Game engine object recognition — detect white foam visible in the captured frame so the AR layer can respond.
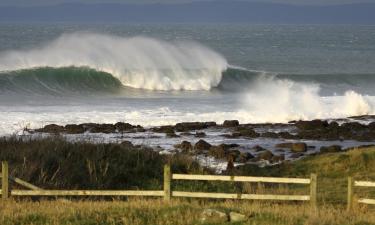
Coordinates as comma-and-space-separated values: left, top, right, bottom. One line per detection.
0, 33, 227, 91
241, 75, 375, 123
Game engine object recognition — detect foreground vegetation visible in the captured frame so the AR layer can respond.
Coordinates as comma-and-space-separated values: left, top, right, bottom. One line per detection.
0, 199, 374, 225
0, 137, 375, 224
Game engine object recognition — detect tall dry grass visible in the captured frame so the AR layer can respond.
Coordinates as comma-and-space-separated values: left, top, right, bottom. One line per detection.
0, 198, 374, 225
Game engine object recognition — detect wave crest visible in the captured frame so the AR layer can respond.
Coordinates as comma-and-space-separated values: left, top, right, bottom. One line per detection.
0, 33, 228, 91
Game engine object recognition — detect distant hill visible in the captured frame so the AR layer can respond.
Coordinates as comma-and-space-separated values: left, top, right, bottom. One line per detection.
0, 1, 375, 24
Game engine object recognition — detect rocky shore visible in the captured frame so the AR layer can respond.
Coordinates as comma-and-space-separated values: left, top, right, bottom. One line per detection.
30, 117, 375, 170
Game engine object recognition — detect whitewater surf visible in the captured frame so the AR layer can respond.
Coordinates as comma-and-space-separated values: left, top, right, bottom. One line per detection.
0, 28, 374, 135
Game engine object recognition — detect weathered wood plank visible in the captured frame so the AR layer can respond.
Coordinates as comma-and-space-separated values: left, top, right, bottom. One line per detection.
347, 177, 354, 211
358, 198, 375, 205
1, 173, 43, 190
172, 191, 310, 201
164, 165, 171, 201
11, 190, 164, 196
172, 174, 310, 184
355, 181, 375, 187
12, 177, 43, 190
310, 173, 317, 208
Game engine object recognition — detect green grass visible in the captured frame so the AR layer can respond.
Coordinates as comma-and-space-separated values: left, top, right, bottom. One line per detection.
1, 138, 375, 224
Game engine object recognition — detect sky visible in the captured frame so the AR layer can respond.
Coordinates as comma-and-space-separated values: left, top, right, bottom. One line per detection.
0, 0, 374, 6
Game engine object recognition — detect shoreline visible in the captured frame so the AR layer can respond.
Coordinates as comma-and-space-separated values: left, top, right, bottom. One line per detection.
14, 116, 375, 172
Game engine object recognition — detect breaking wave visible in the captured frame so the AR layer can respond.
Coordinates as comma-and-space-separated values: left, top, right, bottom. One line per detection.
0, 32, 227, 91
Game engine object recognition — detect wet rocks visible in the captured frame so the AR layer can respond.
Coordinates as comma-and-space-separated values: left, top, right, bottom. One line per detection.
151, 126, 174, 134
65, 124, 86, 134
36, 124, 65, 133
223, 120, 239, 127
194, 139, 212, 153
194, 132, 206, 138
275, 142, 307, 152
295, 120, 329, 130
257, 150, 274, 161
175, 122, 216, 132
115, 122, 136, 132
174, 141, 193, 153
233, 127, 259, 138
320, 145, 342, 154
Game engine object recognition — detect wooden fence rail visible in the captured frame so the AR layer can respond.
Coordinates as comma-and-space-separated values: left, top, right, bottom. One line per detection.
347, 177, 375, 211
1, 161, 315, 207
168, 167, 317, 208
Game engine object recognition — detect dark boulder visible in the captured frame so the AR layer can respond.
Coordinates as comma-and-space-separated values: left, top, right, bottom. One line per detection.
65, 124, 85, 134
295, 120, 329, 130
257, 150, 274, 161
275, 142, 307, 152
194, 139, 212, 153
151, 126, 175, 134
115, 122, 135, 132
223, 120, 240, 127
175, 122, 216, 132
236, 127, 259, 138
252, 145, 267, 152
236, 152, 254, 163
174, 141, 193, 153
195, 132, 206, 138
261, 132, 279, 138
90, 124, 116, 133
36, 124, 65, 133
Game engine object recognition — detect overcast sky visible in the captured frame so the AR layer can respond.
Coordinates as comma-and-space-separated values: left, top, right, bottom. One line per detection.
0, 0, 374, 6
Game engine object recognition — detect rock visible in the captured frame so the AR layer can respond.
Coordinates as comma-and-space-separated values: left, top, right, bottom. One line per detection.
253, 145, 267, 152
341, 122, 366, 131
115, 122, 135, 132
229, 212, 247, 222
236, 152, 255, 163
271, 154, 285, 163
295, 120, 329, 130
278, 132, 296, 139
291, 143, 307, 152
90, 124, 116, 133
236, 127, 259, 138
194, 139, 212, 153
257, 150, 274, 161
166, 132, 179, 138
320, 145, 342, 153
261, 132, 279, 138
223, 120, 239, 127
200, 209, 228, 223
151, 126, 174, 133
120, 141, 134, 148
65, 124, 85, 134
175, 122, 216, 132
174, 141, 193, 153
208, 145, 227, 159
36, 124, 65, 133
194, 132, 206, 138
275, 142, 307, 152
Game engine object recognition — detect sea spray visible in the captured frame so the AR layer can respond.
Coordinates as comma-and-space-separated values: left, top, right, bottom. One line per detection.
0, 33, 228, 91
241, 76, 374, 123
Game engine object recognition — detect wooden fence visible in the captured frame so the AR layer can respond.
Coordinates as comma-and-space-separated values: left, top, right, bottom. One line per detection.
1, 161, 316, 206
347, 177, 375, 211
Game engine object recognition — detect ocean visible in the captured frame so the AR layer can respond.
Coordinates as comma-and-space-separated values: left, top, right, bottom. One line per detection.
1, 23, 375, 136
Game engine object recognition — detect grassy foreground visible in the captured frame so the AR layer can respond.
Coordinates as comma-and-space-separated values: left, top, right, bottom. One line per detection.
0, 198, 374, 225
1, 138, 375, 224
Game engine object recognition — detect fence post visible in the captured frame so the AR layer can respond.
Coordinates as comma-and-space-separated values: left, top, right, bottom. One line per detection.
2, 161, 9, 199
164, 164, 171, 201
310, 173, 317, 209
347, 177, 354, 212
